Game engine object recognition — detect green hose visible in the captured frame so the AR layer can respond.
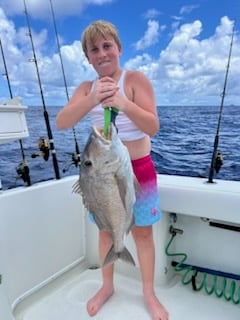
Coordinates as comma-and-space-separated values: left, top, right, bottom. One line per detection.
165, 233, 240, 304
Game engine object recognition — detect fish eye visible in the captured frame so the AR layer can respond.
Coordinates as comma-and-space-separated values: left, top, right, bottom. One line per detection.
84, 160, 92, 166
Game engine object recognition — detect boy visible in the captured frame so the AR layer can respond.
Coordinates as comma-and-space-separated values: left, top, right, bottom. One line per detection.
56, 20, 168, 320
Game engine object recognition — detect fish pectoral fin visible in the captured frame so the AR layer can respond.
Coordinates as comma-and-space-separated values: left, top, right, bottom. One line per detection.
115, 175, 128, 209
103, 245, 135, 267
115, 174, 141, 210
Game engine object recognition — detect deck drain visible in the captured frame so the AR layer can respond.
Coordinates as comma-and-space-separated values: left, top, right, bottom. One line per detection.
88, 264, 100, 270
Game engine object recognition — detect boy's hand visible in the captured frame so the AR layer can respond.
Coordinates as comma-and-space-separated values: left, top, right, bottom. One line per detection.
93, 77, 119, 105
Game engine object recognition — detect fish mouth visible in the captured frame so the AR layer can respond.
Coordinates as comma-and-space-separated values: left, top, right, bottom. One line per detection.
93, 126, 112, 143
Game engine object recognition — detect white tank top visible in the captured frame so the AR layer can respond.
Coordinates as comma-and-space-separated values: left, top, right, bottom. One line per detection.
89, 70, 146, 141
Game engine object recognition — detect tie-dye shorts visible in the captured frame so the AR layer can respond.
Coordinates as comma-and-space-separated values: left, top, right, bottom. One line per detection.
88, 154, 161, 226
132, 154, 161, 226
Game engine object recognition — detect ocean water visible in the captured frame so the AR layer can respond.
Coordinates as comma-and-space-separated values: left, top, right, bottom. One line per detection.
0, 105, 239, 190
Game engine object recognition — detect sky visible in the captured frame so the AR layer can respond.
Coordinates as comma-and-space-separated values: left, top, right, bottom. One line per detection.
0, 0, 239, 107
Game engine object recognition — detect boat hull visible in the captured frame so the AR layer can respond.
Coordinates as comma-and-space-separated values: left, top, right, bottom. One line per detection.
0, 175, 239, 319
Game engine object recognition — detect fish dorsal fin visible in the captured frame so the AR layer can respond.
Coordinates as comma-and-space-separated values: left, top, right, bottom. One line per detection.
72, 180, 90, 210
72, 179, 81, 194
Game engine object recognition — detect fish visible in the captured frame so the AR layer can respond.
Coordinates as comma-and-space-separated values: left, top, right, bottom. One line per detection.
73, 123, 136, 267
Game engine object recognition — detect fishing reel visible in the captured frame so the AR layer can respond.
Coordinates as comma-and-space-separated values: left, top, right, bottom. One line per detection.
214, 151, 223, 173
31, 136, 49, 161
16, 160, 31, 186
62, 152, 80, 173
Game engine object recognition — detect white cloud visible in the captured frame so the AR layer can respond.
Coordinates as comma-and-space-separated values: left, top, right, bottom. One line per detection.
86, 0, 113, 4
156, 17, 239, 105
134, 20, 160, 51
127, 16, 239, 105
0, 0, 113, 19
143, 8, 161, 19
0, 5, 239, 106
179, 5, 199, 15
0, 6, 93, 104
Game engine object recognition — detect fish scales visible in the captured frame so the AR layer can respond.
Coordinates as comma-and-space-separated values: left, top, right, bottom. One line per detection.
73, 124, 136, 267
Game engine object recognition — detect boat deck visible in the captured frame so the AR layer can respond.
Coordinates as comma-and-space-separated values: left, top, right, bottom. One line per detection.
14, 267, 239, 320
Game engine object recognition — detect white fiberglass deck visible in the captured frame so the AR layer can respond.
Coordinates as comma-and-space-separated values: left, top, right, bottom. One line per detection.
14, 267, 240, 320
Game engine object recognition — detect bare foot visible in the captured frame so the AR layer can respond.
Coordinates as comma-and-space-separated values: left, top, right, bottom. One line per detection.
87, 286, 114, 317
144, 293, 169, 320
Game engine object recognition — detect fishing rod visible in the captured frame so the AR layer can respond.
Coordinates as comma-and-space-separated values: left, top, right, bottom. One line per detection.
49, 0, 81, 171
0, 38, 31, 186
207, 22, 235, 183
23, 0, 60, 180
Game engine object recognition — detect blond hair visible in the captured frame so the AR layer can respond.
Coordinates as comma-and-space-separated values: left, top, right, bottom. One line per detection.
81, 20, 121, 58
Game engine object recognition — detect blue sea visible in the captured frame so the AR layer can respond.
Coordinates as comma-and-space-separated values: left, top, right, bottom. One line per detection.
0, 105, 239, 190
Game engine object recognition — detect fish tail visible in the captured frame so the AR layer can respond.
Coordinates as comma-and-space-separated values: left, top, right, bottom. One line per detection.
119, 247, 135, 266
103, 245, 135, 267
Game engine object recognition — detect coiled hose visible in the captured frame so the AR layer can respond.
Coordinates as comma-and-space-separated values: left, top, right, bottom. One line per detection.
165, 233, 240, 304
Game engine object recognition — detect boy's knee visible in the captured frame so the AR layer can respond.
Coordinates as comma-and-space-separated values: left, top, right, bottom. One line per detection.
99, 230, 112, 243
131, 225, 153, 243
